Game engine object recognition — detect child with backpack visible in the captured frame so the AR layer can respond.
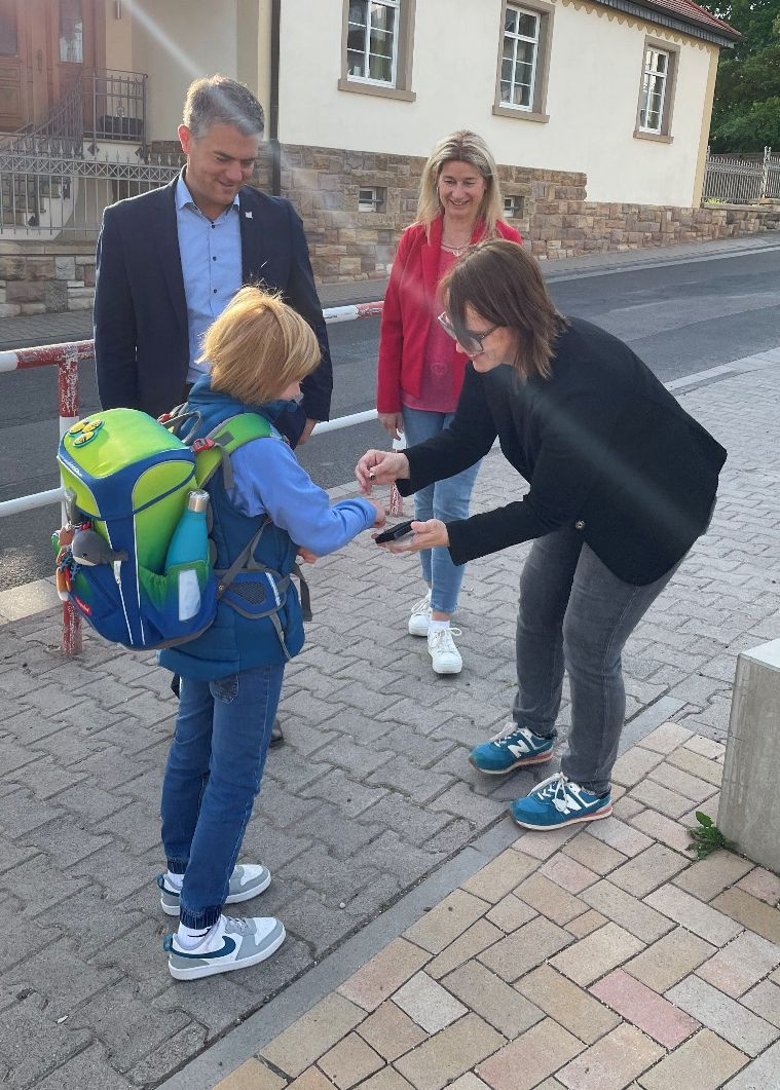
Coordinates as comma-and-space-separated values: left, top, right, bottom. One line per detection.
155, 287, 385, 980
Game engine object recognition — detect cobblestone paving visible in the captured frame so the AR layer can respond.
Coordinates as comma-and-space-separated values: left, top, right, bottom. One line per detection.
234, 726, 780, 1090
1, 353, 779, 1087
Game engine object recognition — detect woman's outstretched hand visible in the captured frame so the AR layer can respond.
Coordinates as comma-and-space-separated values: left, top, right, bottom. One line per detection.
378, 412, 404, 440
378, 518, 449, 553
355, 449, 410, 493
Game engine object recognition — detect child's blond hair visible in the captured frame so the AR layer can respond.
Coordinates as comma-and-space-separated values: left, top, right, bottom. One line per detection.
200, 286, 320, 405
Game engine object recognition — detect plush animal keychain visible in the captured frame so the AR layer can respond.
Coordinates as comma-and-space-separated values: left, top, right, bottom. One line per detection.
70, 528, 128, 566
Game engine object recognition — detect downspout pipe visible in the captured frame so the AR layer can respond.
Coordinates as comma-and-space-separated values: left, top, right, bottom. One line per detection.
269, 0, 281, 196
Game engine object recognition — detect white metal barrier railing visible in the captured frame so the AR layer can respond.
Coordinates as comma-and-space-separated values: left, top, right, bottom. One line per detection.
0, 300, 384, 653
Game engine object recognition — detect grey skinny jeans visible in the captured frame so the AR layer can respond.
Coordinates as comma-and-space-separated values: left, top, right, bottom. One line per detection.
512, 528, 679, 795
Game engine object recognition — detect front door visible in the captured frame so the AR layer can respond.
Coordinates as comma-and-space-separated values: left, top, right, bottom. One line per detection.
0, 0, 97, 135
27, 0, 52, 125
0, 0, 25, 130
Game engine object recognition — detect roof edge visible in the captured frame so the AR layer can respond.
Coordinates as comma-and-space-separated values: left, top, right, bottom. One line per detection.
590, 0, 742, 46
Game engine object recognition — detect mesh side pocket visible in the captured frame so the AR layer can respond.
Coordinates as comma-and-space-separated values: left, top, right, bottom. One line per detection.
220, 570, 287, 620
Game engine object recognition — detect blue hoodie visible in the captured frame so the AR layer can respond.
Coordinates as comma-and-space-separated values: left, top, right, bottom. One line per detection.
158, 376, 376, 679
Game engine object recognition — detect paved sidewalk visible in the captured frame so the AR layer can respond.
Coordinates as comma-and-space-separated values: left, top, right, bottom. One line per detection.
218, 724, 780, 1090
1, 346, 779, 1088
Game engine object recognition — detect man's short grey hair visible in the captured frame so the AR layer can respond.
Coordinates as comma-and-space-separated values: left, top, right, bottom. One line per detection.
183, 75, 264, 139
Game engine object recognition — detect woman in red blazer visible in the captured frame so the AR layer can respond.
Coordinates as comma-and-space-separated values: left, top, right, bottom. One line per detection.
377, 131, 522, 676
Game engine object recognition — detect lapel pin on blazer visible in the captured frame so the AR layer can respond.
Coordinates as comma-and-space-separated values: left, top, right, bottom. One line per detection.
245, 211, 253, 219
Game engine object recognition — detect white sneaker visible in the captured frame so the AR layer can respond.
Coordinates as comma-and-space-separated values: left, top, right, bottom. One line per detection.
164, 914, 286, 981
428, 627, 463, 674
408, 590, 432, 636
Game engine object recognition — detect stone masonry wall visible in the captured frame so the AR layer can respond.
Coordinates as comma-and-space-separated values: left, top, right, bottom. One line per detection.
0, 248, 95, 318
278, 144, 780, 281
2, 141, 779, 317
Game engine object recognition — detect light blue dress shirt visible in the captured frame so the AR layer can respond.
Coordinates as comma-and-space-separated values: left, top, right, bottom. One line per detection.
175, 173, 242, 382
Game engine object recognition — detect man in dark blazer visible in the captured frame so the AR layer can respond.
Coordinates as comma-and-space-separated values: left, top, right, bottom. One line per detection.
95, 75, 332, 743
94, 75, 332, 448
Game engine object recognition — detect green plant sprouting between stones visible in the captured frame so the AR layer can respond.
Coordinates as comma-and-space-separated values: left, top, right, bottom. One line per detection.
688, 810, 735, 860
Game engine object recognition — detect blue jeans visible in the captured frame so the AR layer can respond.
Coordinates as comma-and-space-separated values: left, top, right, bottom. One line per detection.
402, 407, 481, 615
512, 528, 679, 795
160, 663, 284, 929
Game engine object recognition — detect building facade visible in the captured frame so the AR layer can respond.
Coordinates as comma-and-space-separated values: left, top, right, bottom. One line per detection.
3, 0, 768, 315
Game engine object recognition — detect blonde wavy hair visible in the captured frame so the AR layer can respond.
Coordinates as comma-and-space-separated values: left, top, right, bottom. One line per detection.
416, 130, 504, 238
200, 286, 319, 405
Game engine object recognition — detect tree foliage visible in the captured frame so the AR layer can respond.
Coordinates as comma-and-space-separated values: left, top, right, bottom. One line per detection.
700, 0, 780, 151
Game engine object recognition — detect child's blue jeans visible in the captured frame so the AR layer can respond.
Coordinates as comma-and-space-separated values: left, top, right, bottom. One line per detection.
160, 663, 284, 929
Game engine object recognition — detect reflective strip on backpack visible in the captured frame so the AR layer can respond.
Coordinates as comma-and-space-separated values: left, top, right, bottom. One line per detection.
264, 572, 282, 608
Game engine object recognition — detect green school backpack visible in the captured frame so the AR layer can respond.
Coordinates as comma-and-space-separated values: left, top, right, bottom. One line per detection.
55, 407, 276, 649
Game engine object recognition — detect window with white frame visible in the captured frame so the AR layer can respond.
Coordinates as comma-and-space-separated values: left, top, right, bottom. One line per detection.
500, 5, 540, 111
339, 0, 416, 101
639, 46, 670, 134
346, 0, 398, 85
493, 0, 552, 122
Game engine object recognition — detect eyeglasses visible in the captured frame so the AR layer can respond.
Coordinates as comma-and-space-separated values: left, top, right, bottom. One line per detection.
438, 312, 499, 356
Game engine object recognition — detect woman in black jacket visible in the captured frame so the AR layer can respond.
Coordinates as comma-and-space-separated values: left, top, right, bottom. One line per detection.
356, 239, 726, 832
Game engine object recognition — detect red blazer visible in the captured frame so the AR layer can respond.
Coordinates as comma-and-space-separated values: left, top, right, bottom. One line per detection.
376, 216, 523, 414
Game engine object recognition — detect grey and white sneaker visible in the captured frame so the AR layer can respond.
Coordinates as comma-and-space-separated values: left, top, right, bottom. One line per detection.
157, 863, 271, 916
163, 914, 286, 980
408, 590, 432, 636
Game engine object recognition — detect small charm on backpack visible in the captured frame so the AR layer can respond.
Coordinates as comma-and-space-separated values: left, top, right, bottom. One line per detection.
71, 528, 129, 567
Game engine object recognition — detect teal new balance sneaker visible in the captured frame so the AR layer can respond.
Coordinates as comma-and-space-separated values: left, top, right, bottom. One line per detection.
510, 773, 613, 830
469, 723, 556, 774
157, 863, 271, 916
163, 914, 285, 981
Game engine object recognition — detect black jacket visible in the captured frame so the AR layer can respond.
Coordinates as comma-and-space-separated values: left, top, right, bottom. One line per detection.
399, 318, 726, 585
93, 178, 332, 440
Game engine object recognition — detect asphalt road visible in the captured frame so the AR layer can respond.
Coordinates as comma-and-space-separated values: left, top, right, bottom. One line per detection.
2, 243, 779, 591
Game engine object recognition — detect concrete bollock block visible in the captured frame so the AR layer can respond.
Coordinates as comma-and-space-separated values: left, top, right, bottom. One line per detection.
718, 639, 780, 871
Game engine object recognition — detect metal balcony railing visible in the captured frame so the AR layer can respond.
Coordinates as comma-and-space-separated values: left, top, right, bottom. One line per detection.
87, 69, 147, 146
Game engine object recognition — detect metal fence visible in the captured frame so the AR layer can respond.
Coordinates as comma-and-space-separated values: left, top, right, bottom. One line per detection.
0, 149, 182, 239
0, 69, 171, 240
703, 146, 780, 204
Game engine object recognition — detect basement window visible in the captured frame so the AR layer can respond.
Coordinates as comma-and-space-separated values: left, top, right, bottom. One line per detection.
504, 194, 525, 218
359, 187, 386, 213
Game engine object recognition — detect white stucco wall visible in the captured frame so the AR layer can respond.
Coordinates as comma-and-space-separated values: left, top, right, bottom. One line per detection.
124, 0, 242, 141
102, 0, 134, 72
275, 0, 720, 206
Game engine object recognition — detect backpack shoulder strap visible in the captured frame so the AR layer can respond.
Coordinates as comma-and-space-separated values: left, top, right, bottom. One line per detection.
158, 404, 201, 442
202, 412, 314, 634
194, 412, 273, 490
